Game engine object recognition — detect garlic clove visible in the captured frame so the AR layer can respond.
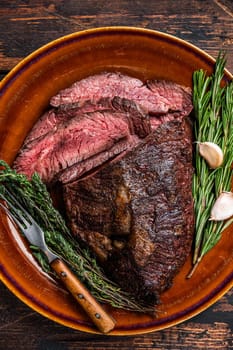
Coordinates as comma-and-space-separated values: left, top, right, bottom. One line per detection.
198, 141, 223, 169
210, 191, 233, 221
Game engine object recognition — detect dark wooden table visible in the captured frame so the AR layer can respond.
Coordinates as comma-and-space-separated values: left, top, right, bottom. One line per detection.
0, 1, 232, 349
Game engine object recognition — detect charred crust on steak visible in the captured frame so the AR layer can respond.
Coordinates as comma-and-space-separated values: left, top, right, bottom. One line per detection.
63, 119, 194, 304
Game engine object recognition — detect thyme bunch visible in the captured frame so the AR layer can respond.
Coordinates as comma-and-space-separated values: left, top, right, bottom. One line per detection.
0, 160, 154, 312
189, 53, 233, 277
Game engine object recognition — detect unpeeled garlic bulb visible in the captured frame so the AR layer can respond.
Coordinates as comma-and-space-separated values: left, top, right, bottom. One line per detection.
198, 142, 223, 169
210, 191, 233, 221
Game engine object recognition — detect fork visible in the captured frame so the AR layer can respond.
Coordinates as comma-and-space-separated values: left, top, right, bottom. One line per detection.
0, 196, 116, 334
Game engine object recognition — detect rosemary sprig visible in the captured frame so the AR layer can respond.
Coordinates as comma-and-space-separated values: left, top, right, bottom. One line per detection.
0, 160, 154, 312
189, 53, 233, 277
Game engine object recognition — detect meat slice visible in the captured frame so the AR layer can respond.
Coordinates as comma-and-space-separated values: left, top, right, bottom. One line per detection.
13, 97, 150, 184
63, 118, 194, 304
50, 72, 193, 117
58, 135, 138, 184
24, 101, 108, 146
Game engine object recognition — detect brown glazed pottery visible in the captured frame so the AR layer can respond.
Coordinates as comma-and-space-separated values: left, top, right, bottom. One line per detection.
0, 27, 232, 335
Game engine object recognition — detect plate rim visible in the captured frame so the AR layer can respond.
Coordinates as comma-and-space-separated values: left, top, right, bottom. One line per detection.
0, 26, 232, 335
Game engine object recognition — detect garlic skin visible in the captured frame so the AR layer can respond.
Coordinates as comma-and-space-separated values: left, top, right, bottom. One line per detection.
210, 191, 233, 221
198, 142, 224, 169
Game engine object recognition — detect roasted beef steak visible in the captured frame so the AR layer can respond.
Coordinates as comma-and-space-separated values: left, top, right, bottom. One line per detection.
13, 73, 192, 186
50, 72, 192, 117
13, 72, 194, 306
13, 97, 151, 184
63, 119, 194, 304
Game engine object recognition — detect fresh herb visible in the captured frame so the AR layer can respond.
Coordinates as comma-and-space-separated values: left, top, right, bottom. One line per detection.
0, 160, 154, 312
189, 52, 233, 277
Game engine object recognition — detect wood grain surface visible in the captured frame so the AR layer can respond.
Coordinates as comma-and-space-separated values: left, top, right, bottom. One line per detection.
0, 1, 232, 349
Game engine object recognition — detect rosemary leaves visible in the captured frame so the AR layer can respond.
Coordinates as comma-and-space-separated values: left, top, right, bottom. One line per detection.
189, 53, 233, 277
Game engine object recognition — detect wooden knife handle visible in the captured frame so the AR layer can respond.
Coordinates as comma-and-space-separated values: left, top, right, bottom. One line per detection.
50, 258, 116, 333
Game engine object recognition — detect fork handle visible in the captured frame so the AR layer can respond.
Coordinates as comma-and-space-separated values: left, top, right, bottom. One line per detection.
50, 258, 116, 333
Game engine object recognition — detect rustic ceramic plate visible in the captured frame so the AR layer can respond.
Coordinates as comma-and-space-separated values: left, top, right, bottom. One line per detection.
0, 27, 232, 335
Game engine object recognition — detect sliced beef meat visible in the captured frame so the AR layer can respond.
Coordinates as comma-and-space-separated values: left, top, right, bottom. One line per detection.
50, 72, 193, 117
63, 119, 194, 304
59, 135, 139, 184
13, 97, 150, 183
24, 100, 108, 146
